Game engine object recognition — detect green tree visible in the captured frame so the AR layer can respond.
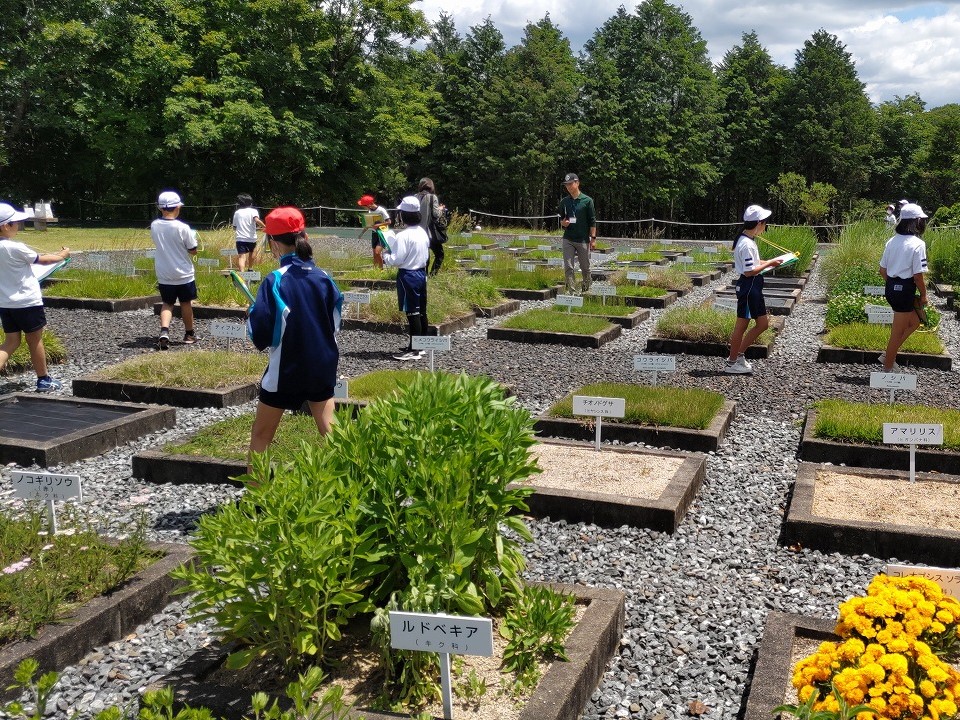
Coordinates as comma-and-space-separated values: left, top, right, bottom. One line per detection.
768, 171, 836, 224
917, 104, 960, 210
868, 93, 927, 204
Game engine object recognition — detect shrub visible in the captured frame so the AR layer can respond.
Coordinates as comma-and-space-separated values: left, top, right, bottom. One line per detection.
927, 229, 960, 286
821, 221, 886, 293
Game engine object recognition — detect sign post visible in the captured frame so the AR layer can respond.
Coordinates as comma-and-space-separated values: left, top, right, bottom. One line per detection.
573, 395, 626, 451
220, 247, 239, 268
12, 471, 82, 534
389, 611, 494, 720
869, 371, 917, 405
411, 335, 451, 372
633, 355, 676, 387
342, 290, 371, 320
210, 320, 247, 351
882, 423, 944, 483
627, 271, 647, 286
333, 378, 349, 399
885, 564, 960, 600
589, 283, 617, 306
713, 297, 738, 313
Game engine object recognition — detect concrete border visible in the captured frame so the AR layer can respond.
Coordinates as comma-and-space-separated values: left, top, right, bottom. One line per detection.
782, 462, 960, 564
799, 409, 960, 474
518, 438, 706, 533
158, 582, 625, 720
153, 303, 246, 320
645, 317, 784, 359
487, 323, 621, 349
741, 612, 836, 720
474, 299, 521, 318
44, 295, 162, 312
499, 286, 560, 301
72, 377, 258, 409
133, 450, 247, 486
0, 394, 176, 467
534, 400, 736, 453
816, 344, 952, 371
340, 312, 477, 336
686, 271, 722, 286
617, 291, 677, 309
0, 542, 195, 696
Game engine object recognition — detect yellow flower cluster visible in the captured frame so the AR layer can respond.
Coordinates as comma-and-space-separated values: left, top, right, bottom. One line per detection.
792, 575, 960, 719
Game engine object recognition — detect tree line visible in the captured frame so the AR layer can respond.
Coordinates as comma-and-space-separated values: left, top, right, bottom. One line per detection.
2, 0, 959, 230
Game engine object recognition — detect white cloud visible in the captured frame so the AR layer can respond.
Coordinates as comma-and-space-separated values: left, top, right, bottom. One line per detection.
415, 0, 960, 106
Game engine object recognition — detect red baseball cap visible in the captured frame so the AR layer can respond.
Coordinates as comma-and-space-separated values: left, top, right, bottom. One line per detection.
265, 206, 305, 235
357, 194, 375, 206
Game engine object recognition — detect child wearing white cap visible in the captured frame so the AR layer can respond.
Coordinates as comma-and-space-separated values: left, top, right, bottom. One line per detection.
0, 202, 70, 391
151, 191, 199, 349
724, 204, 784, 374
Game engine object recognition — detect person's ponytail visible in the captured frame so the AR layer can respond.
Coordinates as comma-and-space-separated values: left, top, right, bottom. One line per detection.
295, 234, 313, 260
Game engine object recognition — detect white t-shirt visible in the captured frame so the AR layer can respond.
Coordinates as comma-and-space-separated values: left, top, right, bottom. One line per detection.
232, 207, 261, 243
0, 240, 42, 308
150, 218, 198, 285
382, 226, 430, 270
880, 233, 928, 280
733, 234, 760, 276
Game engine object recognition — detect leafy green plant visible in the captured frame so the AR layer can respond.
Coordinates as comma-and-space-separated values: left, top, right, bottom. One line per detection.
820, 221, 886, 293
549, 383, 725, 429
823, 322, 945, 354
498, 308, 613, 334
759, 225, 817, 277
0, 329, 66, 374
830, 265, 884, 295
814, 399, 960, 449
456, 669, 487, 705
825, 292, 868, 328
655, 305, 775, 345
501, 585, 576, 689
1, 659, 59, 719
773, 683, 873, 720
927, 228, 960, 286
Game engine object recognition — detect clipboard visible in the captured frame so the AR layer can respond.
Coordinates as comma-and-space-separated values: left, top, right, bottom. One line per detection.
759, 252, 798, 275
34, 257, 71, 282
229, 270, 256, 305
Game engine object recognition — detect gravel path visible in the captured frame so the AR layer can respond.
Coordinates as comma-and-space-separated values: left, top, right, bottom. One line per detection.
1, 249, 958, 719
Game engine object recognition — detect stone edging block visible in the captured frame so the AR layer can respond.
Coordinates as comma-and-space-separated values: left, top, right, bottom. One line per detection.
487, 323, 621, 349
0, 542, 196, 697
45, 295, 162, 312
341, 312, 476, 336
72, 377, 258, 409
474, 299, 521, 318
816, 345, 952, 371
783, 461, 960, 564
499, 287, 560, 301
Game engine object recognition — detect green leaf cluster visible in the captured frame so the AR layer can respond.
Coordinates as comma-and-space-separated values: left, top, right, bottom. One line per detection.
500, 585, 576, 690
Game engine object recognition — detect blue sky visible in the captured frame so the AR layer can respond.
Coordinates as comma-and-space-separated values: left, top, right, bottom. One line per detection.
417, 0, 960, 107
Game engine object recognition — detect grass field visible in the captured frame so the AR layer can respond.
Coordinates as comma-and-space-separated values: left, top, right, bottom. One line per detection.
549, 383, 725, 429
814, 399, 960, 449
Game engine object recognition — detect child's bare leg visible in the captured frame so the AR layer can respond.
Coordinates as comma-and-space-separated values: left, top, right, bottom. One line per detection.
738, 314, 770, 356
24, 328, 48, 379
180, 301, 195, 334
0, 332, 23, 373
307, 398, 336, 436
238, 252, 250, 272
727, 318, 750, 362
160, 304, 174, 330
248, 402, 285, 471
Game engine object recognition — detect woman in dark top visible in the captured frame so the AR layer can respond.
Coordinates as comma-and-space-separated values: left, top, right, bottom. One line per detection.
416, 177, 446, 275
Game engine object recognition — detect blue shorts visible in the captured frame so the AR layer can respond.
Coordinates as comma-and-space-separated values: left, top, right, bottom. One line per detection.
885, 276, 916, 313
396, 268, 427, 315
236, 241, 256, 255
735, 275, 766, 319
0, 305, 47, 334
259, 385, 334, 411
158, 281, 198, 305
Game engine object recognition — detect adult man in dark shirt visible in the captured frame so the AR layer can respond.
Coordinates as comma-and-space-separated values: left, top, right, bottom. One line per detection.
558, 173, 597, 293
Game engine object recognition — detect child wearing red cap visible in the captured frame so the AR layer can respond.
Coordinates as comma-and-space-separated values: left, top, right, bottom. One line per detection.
247, 206, 344, 463
357, 194, 392, 269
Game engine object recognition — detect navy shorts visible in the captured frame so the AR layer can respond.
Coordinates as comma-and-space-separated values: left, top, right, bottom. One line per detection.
396, 268, 427, 315
0, 305, 47, 334
158, 281, 198, 305
259, 385, 335, 411
735, 275, 766, 319
236, 241, 256, 255
885, 276, 916, 313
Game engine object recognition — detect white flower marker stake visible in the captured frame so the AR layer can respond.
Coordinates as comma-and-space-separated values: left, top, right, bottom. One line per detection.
210, 320, 248, 352
882, 423, 943, 483
412, 334, 451, 372
390, 610, 494, 719
342, 290, 371, 320
590, 282, 617, 306
627, 271, 647, 287
518, 234, 530, 248
333, 378, 348, 399
870, 371, 917, 406
11, 471, 82, 534
220, 247, 239, 269
573, 395, 626, 451
555, 294, 583, 314
634, 354, 676, 387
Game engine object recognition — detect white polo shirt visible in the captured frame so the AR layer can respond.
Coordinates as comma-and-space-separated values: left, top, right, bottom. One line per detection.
382, 226, 429, 270
0, 240, 42, 308
150, 218, 198, 285
232, 207, 261, 243
880, 233, 928, 280
733, 234, 760, 276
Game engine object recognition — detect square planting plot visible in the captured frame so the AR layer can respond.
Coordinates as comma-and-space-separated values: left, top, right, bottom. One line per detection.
686, 271, 721, 285
72, 376, 258, 409
45, 295, 162, 312
645, 317, 784, 359
474, 298, 521, 317
341, 311, 476, 336
0, 542, 195, 697
616, 291, 678, 309
151, 583, 624, 720
799, 409, 960, 474
762, 276, 807, 290
741, 612, 837, 720
783, 462, 960, 564
487, 323, 621, 349
535, 401, 736, 453
570, 307, 650, 329
517, 439, 706, 532
712, 289, 796, 316
498, 286, 560, 301
0, 394, 175, 467
816, 345, 952, 371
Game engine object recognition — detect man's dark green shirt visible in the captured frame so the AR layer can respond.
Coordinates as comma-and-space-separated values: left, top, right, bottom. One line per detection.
559, 193, 596, 243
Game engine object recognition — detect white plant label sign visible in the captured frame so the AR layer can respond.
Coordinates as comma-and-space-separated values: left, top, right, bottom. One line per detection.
334, 379, 349, 399
885, 564, 960, 600
220, 248, 239, 256
197, 258, 220, 267
882, 423, 943, 445
12, 471, 82, 502
573, 395, 626, 418
634, 355, 676, 373
210, 321, 247, 340
480, 255, 494, 262
863, 285, 885, 296
626, 272, 648, 282
555, 295, 584, 308
589, 284, 617, 297
537, 244, 553, 252
468, 244, 482, 250
518, 262, 536, 272
713, 298, 738, 312
389, 611, 493, 656
677, 255, 694, 264
703, 245, 718, 254
412, 335, 451, 351
342, 291, 371, 305
869, 372, 917, 391
867, 308, 894, 324
547, 257, 564, 267
238, 271, 261, 282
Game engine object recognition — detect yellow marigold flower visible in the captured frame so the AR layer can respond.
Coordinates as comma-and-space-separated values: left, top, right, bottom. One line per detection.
919, 600, 937, 617
935, 609, 955, 624
876, 629, 893, 644
798, 685, 816, 702
920, 680, 937, 699
929, 621, 946, 634
929, 666, 948, 683
869, 696, 887, 712
909, 693, 925, 713
933, 698, 958, 717
879, 654, 909, 674
862, 663, 886, 683
886, 637, 909, 653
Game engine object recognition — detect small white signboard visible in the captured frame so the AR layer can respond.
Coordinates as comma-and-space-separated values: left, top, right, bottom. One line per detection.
713, 298, 738, 312
537, 244, 553, 252
329, 250, 349, 260
412, 334, 451, 371
677, 255, 695, 264
480, 254, 494, 263
342, 291, 371, 305
12, 471, 82, 534
863, 285, 885, 296
634, 355, 676, 373
144, 249, 156, 259
220, 248, 239, 256
333, 378, 349, 399
589, 283, 617, 296
210, 321, 247, 340
589, 252, 607, 264
703, 245, 718, 254
885, 564, 960, 600
555, 294, 584, 311
197, 258, 220, 267
518, 235, 530, 242
468, 244, 482, 251
518, 262, 536, 272
238, 271, 261, 283
547, 257, 564, 267
573, 395, 626, 450
626, 271, 648, 282
883, 422, 944, 483
870, 372, 917, 391
865, 303, 888, 312
867, 307, 894, 324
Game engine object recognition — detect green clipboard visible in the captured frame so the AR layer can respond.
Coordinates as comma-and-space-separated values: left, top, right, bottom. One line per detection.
229, 270, 256, 305
33, 256, 71, 283
759, 252, 798, 275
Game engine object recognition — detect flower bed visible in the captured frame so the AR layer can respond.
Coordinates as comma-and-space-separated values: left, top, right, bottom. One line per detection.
488, 310, 621, 349
645, 307, 781, 359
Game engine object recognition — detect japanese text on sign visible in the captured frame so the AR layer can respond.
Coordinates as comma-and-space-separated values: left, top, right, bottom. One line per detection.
518, 262, 536, 272
882, 423, 944, 446
537, 245, 553, 252
238, 271, 261, 283
210, 321, 248, 340
626, 272, 648, 282
885, 564, 960, 600
412, 335, 451, 351
197, 258, 220, 267
677, 255, 694, 264
589, 284, 617, 297
867, 308, 894, 324
342, 291, 371, 305
12, 471, 82, 502
634, 355, 676, 373
869, 372, 917, 391
555, 295, 584, 308
863, 285, 885, 296
548, 257, 564, 266
389, 611, 493, 656
468, 244, 482, 251
572, 395, 626, 418
703, 245, 718, 254
220, 248, 239, 256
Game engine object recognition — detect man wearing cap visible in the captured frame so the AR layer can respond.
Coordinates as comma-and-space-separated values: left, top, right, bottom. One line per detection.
151, 191, 199, 349
558, 173, 597, 294
376, 196, 430, 361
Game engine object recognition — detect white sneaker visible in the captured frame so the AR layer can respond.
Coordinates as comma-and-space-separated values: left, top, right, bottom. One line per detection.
737, 354, 752, 371
882, 362, 902, 373
877, 354, 886, 366
394, 350, 422, 361
724, 358, 752, 374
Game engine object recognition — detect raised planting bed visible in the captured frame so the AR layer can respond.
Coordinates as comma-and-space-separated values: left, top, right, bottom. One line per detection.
932, 281, 954, 308
154, 582, 624, 720
716, 285, 802, 301
762, 276, 807, 290
741, 612, 836, 720
816, 342, 952, 371
552, 303, 650, 329
46, 294, 163, 312
646, 310, 783, 359
153, 302, 246, 320
333, 277, 396, 291
536, 384, 735, 453
474, 298, 521, 318
782, 462, 960, 564
0, 394, 175, 467
518, 439, 706, 532
488, 309, 621, 349
0, 541, 195, 696
612, 289, 678, 308
685, 270, 721, 286
498, 286, 560, 301
799, 404, 960, 474
712, 289, 797, 316
341, 311, 476, 336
